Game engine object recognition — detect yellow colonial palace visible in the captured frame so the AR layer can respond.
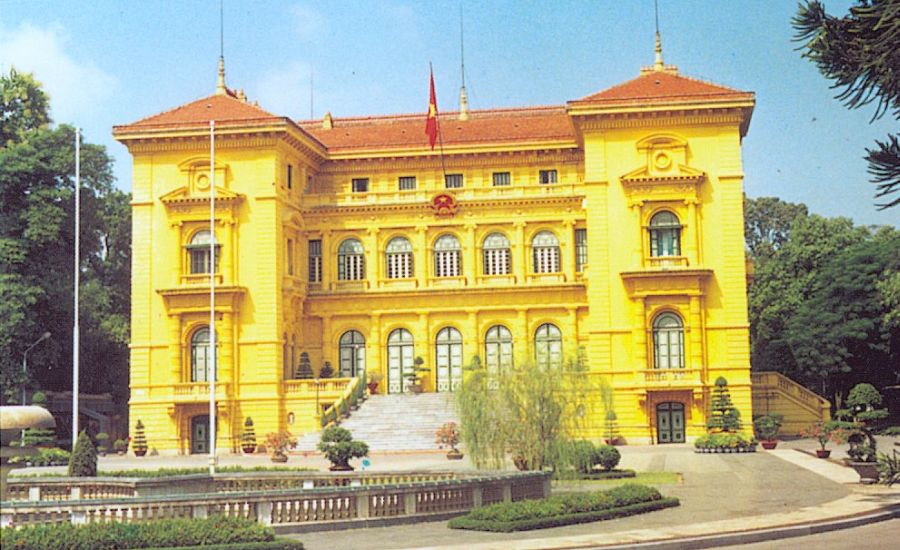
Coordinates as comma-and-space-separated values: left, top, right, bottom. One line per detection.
114, 48, 764, 454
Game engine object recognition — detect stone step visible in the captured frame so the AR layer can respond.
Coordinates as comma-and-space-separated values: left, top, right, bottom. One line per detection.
294, 393, 460, 452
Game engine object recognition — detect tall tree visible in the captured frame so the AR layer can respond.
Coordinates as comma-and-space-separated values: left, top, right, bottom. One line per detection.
0, 68, 50, 145
744, 195, 808, 262
0, 69, 130, 405
794, 0, 900, 209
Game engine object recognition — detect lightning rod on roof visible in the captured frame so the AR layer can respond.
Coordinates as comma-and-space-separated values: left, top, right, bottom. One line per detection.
654, 0, 664, 71
458, 3, 468, 121
215, 0, 228, 95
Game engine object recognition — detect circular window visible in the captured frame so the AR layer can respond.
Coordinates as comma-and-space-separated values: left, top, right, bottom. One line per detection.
653, 151, 672, 170
196, 174, 210, 190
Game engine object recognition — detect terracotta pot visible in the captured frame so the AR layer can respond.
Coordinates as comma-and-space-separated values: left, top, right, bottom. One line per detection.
271, 452, 288, 463
242, 446, 256, 454
367, 382, 379, 395
761, 440, 778, 450
815, 449, 831, 459
446, 449, 464, 460
849, 461, 879, 484
329, 464, 354, 471
512, 456, 529, 471
134, 449, 147, 457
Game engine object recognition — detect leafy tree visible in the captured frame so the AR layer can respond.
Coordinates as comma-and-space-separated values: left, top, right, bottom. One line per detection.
743, 196, 808, 262
785, 230, 900, 400
0, 69, 130, 405
0, 68, 50, 144
794, 1, 900, 209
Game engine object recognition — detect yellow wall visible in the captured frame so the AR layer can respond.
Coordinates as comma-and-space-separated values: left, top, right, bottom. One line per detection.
118, 82, 757, 453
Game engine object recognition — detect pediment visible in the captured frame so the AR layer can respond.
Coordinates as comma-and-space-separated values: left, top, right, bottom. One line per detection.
160, 185, 243, 206
620, 163, 705, 184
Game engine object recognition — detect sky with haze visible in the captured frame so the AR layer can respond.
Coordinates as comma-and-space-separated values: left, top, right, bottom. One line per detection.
1, 0, 896, 226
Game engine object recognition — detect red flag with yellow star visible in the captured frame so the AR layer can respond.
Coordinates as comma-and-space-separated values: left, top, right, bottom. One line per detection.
425, 68, 438, 149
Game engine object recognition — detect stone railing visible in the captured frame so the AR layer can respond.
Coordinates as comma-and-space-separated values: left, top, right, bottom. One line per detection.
283, 378, 354, 396
639, 368, 701, 387
1, 471, 550, 532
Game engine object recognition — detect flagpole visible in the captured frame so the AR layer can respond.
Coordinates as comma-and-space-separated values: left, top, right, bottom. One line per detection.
430, 63, 448, 182
72, 127, 81, 445
209, 120, 217, 475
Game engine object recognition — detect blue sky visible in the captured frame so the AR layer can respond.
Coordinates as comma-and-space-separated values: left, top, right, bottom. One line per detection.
1, 0, 896, 226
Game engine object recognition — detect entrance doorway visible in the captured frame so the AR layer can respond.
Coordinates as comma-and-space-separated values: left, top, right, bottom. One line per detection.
387, 329, 414, 393
435, 327, 462, 392
656, 402, 685, 443
191, 415, 210, 454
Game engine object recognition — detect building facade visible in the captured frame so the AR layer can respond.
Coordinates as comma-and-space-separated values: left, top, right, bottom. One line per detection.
114, 54, 756, 454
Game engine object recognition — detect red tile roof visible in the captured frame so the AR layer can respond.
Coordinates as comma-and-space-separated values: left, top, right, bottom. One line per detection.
114, 93, 282, 132
572, 70, 753, 106
298, 106, 576, 152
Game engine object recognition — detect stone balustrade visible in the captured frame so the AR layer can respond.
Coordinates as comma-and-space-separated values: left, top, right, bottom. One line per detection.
0, 471, 550, 532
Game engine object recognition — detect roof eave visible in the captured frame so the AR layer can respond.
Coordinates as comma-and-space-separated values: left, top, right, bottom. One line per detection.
324, 139, 580, 160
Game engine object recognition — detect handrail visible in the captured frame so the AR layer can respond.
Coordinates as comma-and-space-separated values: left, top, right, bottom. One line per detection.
319, 373, 364, 428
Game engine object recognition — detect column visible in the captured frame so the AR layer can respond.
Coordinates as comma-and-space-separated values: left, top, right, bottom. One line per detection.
689, 296, 703, 372
464, 223, 476, 285
561, 219, 576, 282
368, 314, 382, 383
321, 230, 332, 290
514, 221, 526, 284
366, 227, 379, 290
631, 202, 644, 268
417, 313, 430, 389
223, 218, 236, 284
321, 316, 333, 373
566, 308, 578, 356
634, 298, 647, 372
170, 221, 183, 284
466, 310, 478, 365
414, 226, 427, 288
220, 312, 233, 384
687, 198, 700, 265
169, 315, 182, 381
517, 308, 529, 357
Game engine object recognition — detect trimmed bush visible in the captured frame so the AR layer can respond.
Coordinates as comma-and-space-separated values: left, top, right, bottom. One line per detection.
577, 469, 637, 480
448, 483, 678, 532
318, 361, 334, 378
242, 417, 257, 452
317, 426, 368, 470
133, 420, 148, 455
595, 445, 620, 471
295, 352, 314, 379
68, 430, 97, 477
0, 516, 297, 550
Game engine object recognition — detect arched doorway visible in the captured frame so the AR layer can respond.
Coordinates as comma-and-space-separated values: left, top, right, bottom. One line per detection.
656, 402, 685, 443
387, 328, 414, 393
191, 415, 210, 454
339, 330, 366, 377
435, 327, 462, 392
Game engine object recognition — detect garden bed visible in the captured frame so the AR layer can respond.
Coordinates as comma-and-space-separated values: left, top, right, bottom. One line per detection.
693, 433, 757, 453
573, 469, 636, 480
447, 483, 679, 532
0, 516, 303, 550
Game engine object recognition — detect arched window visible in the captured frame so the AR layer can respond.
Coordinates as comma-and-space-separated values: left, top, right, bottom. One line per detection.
650, 211, 681, 257
338, 238, 365, 280
339, 330, 366, 377
188, 230, 220, 274
653, 312, 685, 369
483, 233, 511, 275
387, 328, 414, 393
534, 323, 562, 369
434, 234, 461, 277
532, 231, 560, 274
485, 325, 513, 378
435, 327, 463, 392
385, 237, 413, 279
190, 327, 217, 382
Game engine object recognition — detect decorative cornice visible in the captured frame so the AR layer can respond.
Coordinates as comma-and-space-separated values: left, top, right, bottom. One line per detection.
299, 194, 585, 218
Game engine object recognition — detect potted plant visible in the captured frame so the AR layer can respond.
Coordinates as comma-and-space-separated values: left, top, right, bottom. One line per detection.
435, 422, 463, 459
113, 439, 128, 455
406, 356, 428, 394
132, 420, 147, 457
801, 421, 847, 459
318, 426, 369, 471
319, 361, 334, 379
841, 383, 889, 483
367, 372, 383, 395
753, 413, 783, 450
241, 417, 257, 454
95, 432, 109, 456
604, 410, 621, 445
265, 430, 296, 463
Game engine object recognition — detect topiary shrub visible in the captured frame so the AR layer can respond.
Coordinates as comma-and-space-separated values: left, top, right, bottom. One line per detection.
595, 444, 621, 471
68, 430, 97, 477
707, 376, 742, 432
319, 361, 334, 379
295, 352, 314, 379
133, 419, 148, 456
317, 426, 368, 470
242, 417, 257, 454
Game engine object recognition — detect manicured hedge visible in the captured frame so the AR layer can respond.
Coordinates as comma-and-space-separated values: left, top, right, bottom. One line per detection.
0, 516, 285, 550
576, 469, 636, 480
448, 483, 679, 532
146, 542, 303, 550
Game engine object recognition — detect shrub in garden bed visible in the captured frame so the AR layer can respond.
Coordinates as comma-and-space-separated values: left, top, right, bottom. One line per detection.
448, 483, 679, 532
694, 433, 757, 453
0, 515, 303, 550
577, 469, 637, 480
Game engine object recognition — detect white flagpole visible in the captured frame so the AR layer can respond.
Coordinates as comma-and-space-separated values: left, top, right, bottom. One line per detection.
72, 128, 81, 445
209, 120, 217, 475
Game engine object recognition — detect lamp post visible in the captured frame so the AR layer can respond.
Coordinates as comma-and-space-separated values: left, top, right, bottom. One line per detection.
21, 332, 51, 406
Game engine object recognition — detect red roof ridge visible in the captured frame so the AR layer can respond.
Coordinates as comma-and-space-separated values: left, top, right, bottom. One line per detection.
296, 104, 566, 128
574, 69, 752, 104
124, 92, 279, 128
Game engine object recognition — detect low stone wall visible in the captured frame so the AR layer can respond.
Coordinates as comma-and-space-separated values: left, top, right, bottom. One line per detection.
0, 471, 550, 532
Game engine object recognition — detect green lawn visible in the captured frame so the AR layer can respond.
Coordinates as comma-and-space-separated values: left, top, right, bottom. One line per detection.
555, 471, 680, 491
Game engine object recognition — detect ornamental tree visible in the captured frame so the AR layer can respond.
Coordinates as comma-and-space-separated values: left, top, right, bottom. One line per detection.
707, 377, 742, 433
68, 430, 97, 477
